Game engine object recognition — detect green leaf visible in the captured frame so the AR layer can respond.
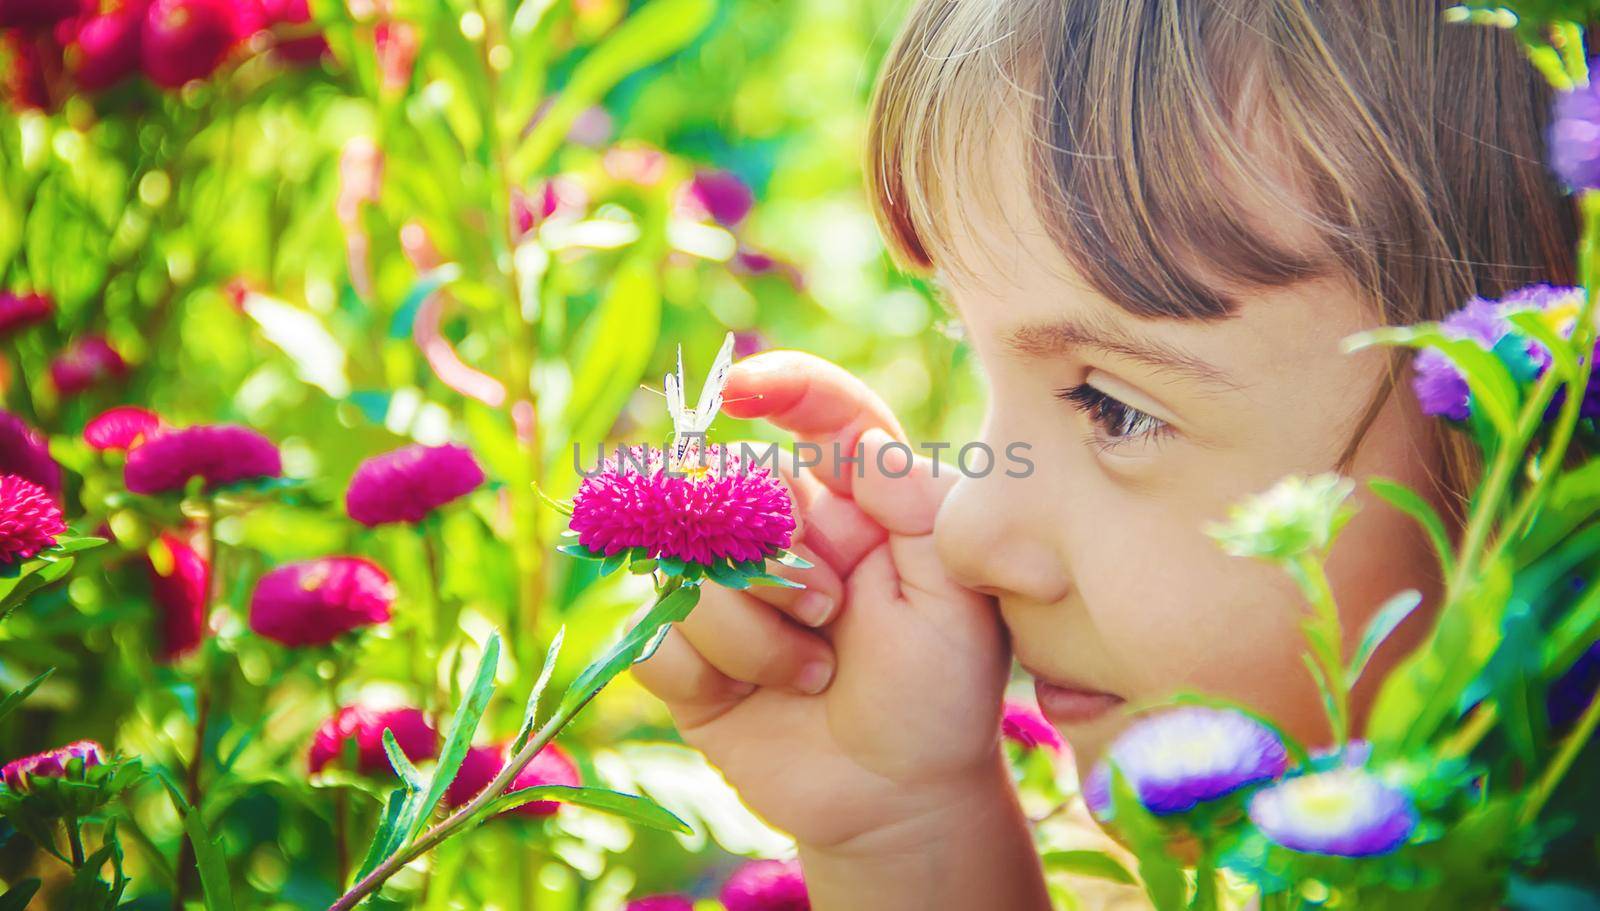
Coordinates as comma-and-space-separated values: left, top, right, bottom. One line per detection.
771, 550, 814, 570
747, 572, 804, 590
1105, 765, 1185, 911
1040, 850, 1136, 885
354, 787, 409, 883
1507, 309, 1579, 383
181, 805, 236, 911
510, 0, 716, 179
1348, 589, 1423, 688
1368, 478, 1456, 579
513, 628, 565, 751
408, 633, 501, 843
46, 536, 107, 556
556, 543, 602, 560
0, 668, 53, 725
704, 561, 751, 591
382, 729, 424, 792
629, 558, 659, 575
531, 482, 575, 518
559, 584, 701, 717
1345, 326, 1520, 436
481, 784, 691, 834
599, 551, 629, 577
0, 879, 40, 911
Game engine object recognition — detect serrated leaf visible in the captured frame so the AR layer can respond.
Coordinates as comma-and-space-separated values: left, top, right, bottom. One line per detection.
354, 787, 409, 882
408, 634, 501, 843
481, 784, 691, 834
1348, 589, 1423, 688
181, 805, 236, 911
1345, 325, 1520, 435
532, 482, 574, 517
514, 628, 565, 751
599, 552, 628, 577
46, 536, 107, 556
559, 585, 701, 717
382, 729, 425, 792
0, 668, 53, 725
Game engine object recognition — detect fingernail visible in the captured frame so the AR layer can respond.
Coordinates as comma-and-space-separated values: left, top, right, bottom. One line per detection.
795, 591, 834, 627
796, 660, 834, 695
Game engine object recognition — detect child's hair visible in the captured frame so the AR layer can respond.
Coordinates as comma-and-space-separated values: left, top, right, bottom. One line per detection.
865, 0, 1577, 520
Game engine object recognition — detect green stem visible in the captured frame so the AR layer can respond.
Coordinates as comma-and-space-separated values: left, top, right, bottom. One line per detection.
1291, 554, 1348, 744
65, 818, 86, 868
1521, 685, 1600, 825
1189, 836, 1218, 911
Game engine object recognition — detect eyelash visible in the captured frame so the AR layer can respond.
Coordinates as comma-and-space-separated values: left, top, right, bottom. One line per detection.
1055, 383, 1174, 452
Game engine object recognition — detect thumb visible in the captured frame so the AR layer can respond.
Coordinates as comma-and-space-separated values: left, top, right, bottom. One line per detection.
853, 427, 958, 537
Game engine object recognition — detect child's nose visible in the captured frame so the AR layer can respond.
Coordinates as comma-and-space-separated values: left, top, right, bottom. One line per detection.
934, 469, 1072, 604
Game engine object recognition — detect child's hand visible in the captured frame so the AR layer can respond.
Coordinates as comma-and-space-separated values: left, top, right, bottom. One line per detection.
631, 351, 1013, 852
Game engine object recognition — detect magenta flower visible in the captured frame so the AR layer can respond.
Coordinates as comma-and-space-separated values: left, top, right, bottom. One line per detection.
0, 0, 80, 30
248, 557, 395, 647
1249, 768, 1416, 857
570, 444, 796, 567
2, 32, 54, 112
1552, 77, 1600, 191
0, 291, 51, 336
308, 705, 438, 776
123, 424, 282, 494
0, 410, 61, 496
0, 474, 66, 567
84, 406, 164, 452
49, 336, 126, 398
70, 3, 145, 92
720, 859, 809, 911
443, 742, 581, 817
249, 0, 327, 63
625, 897, 694, 911
344, 443, 485, 526
141, 0, 238, 89
1001, 699, 1066, 754
1084, 707, 1288, 819
680, 169, 754, 227
147, 532, 208, 661
2, 741, 104, 792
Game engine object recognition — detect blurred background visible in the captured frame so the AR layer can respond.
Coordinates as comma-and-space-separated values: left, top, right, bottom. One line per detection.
0, 1, 1073, 909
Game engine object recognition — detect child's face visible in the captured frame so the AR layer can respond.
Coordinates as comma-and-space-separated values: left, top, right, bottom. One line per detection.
931, 133, 1453, 781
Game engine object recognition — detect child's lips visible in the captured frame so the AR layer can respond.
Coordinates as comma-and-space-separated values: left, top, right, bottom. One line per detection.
1031, 675, 1125, 726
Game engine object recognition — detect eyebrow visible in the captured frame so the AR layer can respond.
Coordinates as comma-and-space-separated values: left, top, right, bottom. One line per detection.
1005, 314, 1241, 390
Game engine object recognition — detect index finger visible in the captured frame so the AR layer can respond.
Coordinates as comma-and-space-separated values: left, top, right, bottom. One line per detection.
722, 351, 906, 496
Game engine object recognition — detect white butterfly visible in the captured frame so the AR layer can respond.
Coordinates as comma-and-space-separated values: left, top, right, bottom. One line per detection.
665, 331, 736, 466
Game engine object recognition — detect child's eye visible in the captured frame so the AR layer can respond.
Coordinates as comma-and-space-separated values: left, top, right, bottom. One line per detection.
1055, 383, 1174, 451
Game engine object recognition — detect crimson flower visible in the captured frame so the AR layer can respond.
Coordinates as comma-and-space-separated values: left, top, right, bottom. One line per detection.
0, 410, 60, 496
0, 474, 66, 567
443, 742, 581, 817
49, 336, 126, 397
147, 532, 208, 661
140, 0, 238, 89
248, 557, 395, 647
123, 424, 282, 494
2, 741, 103, 792
720, 859, 809, 911
344, 443, 484, 526
0, 291, 51, 336
84, 406, 163, 451
308, 705, 437, 776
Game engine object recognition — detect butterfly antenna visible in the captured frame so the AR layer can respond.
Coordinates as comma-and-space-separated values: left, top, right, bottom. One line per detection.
639, 383, 666, 397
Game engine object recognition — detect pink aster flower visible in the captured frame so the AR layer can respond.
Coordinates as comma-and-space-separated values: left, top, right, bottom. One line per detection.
308, 705, 437, 776
344, 443, 485, 526
0, 474, 66, 567
49, 335, 126, 398
0, 410, 61, 495
679, 169, 754, 227
0, 291, 52, 336
570, 444, 795, 567
0, 0, 81, 30
123, 423, 282, 494
84, 406, 163, 451
1001, 699, 1066, 754
625, 897, 694, 911
248, 556, 395, 647
2, 740, 103, 792
69, 2, 145, 92
442, 742, 581, 817
147, 532, 208, 661
720, 859, 809, 911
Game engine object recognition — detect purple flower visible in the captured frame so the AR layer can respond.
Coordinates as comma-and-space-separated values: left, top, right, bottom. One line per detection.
1249, 767, 1416, 857
442, 742, 582, 817
1552, 78, 1600, 191
680, 169, 754, 227
308, 705, 437, 776
720, 859, 809, 911
1549, 640, 1600, 731
0, 474, 66, 567
0, 291, 51, 336
344, 443, 485, 526
1084, 707, 1288, 818
0, 410, 61, 496
1002, 699, 1066, 753
84, 406, 164, 452
147, 532, 209, 661
2, 741, 104, 792
625, 897, 695, 911
1412, 285, 1590, 421
50, 335, 126, 398
123, 424, 282, 494
248, 557, 396, 647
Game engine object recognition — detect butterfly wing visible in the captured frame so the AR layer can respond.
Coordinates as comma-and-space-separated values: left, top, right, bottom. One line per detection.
690, 332, 737, 432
